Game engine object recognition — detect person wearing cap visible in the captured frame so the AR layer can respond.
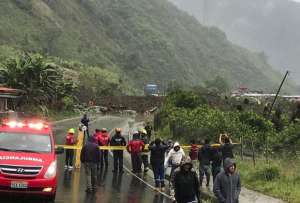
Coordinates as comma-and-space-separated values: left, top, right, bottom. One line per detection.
173, 157, 201, 203
213, 158, 241, 203
110, 128, 127, 173
127, 131, 145, 173
65, 128, 77, 170
98, 128, 110, 169
138, 127, 150, 172
148, 138, 169, 191
80, 136, 100, 193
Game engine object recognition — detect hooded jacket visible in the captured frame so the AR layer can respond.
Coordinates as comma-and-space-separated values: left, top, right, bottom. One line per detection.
173, 157, 200, 203
164, 142, 185, 167
80, 137, 100, 163
213, 158, 241, 203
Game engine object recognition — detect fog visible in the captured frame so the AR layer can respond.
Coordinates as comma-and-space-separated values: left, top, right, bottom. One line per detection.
170, 0, 300, 84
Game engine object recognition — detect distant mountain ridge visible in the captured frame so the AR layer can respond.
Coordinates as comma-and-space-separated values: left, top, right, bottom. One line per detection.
170, 0, 300, 85
0, 0, 294, 91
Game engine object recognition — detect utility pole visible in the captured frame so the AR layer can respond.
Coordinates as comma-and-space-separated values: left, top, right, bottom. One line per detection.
268, 70, 289, 116
265, 70, 289, 164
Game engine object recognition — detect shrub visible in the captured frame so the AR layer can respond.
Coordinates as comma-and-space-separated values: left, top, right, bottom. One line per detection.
253, 166, 280, 181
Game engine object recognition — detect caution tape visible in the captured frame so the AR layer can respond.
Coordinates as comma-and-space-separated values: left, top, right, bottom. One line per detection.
55, 143, 240, 150
55, 145, 127, 150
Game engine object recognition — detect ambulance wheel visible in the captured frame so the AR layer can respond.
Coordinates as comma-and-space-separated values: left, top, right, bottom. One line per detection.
47, 192, 56, 202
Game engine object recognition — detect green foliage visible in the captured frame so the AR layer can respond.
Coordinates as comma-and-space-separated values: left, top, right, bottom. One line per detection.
167, 89, 206, 109
0, 47, 135, 111
253, 166, 280, 181
157, 89, 292, 154
205, 76, 230, 93
0, 53, 66, 103
0, 0, 291, 91
238, 158, 300, 202
62, 96, 75, 111
239, 111, 273, 132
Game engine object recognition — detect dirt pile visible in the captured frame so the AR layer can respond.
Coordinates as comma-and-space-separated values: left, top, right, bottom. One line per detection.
95, 96, 164, 113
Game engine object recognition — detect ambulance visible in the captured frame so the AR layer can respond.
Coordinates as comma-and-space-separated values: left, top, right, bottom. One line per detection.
0, 117, 64, 201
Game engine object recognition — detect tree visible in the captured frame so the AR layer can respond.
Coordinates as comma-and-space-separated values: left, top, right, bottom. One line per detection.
0, 53, 72, 104
205, 76, 230, 93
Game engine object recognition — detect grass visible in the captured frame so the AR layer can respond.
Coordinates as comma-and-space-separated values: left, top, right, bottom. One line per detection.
237, 157, 300, 203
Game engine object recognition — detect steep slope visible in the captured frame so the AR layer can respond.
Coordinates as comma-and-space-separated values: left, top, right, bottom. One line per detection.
0, 0, 291, 91
170, 0, 300, 84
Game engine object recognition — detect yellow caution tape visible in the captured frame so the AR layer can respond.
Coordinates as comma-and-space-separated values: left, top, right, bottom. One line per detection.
55, 143, 240, 150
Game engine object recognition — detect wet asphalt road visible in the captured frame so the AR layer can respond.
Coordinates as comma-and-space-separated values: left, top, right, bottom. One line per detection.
1, 116, 172, 203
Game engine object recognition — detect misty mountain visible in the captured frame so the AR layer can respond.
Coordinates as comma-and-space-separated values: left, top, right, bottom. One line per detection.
0, 0, 292, 91
170, 0, 300, 84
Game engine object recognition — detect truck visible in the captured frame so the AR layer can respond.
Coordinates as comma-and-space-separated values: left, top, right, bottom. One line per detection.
144, 84, 159, 96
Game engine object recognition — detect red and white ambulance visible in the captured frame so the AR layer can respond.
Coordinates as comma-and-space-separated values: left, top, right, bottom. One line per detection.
0, 117, 64, 201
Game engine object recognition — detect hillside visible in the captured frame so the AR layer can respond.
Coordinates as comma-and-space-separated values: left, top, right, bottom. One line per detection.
170, 0, 300, 84
0, 0, 292, 91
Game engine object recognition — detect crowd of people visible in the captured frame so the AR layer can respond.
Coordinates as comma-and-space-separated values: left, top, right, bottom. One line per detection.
64, 114, 241, 203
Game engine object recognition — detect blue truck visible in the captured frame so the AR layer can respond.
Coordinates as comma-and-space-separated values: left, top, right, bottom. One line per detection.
144, 84, 159, 96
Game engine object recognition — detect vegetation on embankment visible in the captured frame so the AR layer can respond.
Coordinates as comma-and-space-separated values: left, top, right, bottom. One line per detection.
0, 0, 294, 91
238, 158, 300, 203
0, 46, 137, 116
155, 88, 300, 202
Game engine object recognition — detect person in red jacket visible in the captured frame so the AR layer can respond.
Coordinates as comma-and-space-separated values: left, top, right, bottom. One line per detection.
189, 139, 199, 170
65, 128, 77, 170
127, 131, 145, 173
98, 128, 110, 169
92, 129, 101, 144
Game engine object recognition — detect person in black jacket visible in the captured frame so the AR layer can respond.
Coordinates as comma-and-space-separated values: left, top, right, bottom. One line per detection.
80, 136, 100, 193
81, 114, 90, 138
148, 138, 169, 191
213, 158, 241, 203
173, 156, 201, 203
198, 139, 212, 187
110, 128, 127, 173
219, 134, 234, 164
211, 147, 222, 183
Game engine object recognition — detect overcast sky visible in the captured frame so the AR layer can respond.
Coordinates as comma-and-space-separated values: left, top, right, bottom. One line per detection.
291, 0, 300, 3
